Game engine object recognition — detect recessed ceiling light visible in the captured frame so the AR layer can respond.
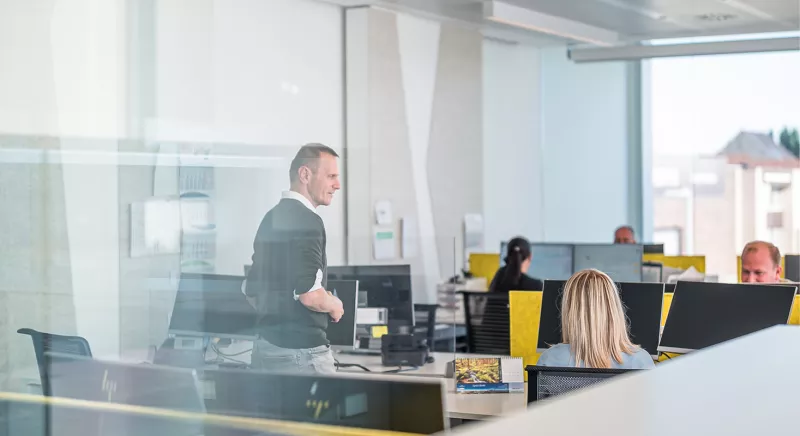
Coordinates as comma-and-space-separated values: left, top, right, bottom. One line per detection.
696, 13, 738, 21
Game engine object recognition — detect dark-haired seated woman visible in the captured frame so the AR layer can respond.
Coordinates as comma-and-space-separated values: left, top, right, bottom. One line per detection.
489, 237, 544, 292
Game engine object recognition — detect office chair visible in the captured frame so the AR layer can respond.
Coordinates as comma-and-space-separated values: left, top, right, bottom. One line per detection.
413, 304, 439, 352
525, 365, 638, 403
17, 328, 92, 396
460, 291, 510, 354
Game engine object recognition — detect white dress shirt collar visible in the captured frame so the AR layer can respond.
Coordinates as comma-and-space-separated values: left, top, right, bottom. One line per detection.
282, 190, 317, 214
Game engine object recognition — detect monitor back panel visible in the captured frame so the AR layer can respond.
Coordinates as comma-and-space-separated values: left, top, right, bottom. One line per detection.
643, 244, 664, 254
326, 280, 359, 347
573, 244, 643, 282
48, 357, 206, 436
528, 244, 574, 281
617, 282, 665, 357
659, 281, 798, 353
537, 280, 567, 350
204, 369, 446, 434
327, 265, 414, 330
48, 356, 205, 411
538, 280, 663, 357
785, 255, 800, 282
169, 273, 257, 338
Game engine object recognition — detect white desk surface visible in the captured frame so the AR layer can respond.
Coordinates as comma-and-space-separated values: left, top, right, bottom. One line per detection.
334, 351, 499, 377
455, 325, 800, 435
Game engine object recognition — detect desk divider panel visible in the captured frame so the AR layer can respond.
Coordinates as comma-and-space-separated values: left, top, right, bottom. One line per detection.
657, 293, 676, 363
790, 295, 800, 325
736, 256, 786, 282
642, 254, 706, 273
661, 293, 673, 327
509, 291, 543, 381
468, 253, 501, 284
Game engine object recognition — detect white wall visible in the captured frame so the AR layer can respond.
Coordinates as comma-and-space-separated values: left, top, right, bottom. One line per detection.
0, 0, 126, 137
345, 8, 483, 303
482, 39, 543, 252
539, 47, 631, 243
154, 0, 346, 266
0, 0, 126, 358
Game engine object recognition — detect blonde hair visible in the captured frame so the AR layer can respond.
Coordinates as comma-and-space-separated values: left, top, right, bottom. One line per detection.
560, 269, 637, 368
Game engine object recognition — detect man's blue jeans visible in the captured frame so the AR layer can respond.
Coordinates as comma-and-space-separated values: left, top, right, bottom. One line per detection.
251, 338, 336, 374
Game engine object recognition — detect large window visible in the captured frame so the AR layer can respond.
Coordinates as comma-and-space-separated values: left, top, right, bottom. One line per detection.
649, 50, 800, 282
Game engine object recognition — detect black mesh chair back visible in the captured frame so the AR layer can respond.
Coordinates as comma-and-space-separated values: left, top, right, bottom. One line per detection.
413, 304, 439, 351
526, 365, 638, 403
17, 328, 93, 396
461, 291, 510, 354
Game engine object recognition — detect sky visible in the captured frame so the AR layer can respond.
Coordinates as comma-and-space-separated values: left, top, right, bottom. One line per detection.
650, 51, 800, 156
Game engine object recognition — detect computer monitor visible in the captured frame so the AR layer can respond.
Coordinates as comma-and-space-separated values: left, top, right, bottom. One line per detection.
528, 244, 574, 281
573, 244, 643, 282
169, 273, 257, 340
47, 355, 206, 412
643, 244, 664, 254
326, 280, 359, 347
538, 280, 664, 358
642, 262, 663, 283
327, 265, 414, 331
537, 280, 566, 352
203, 368, 447, 434
47, 356, 206, 436
659, 281, 798, 354
664, 283, 676, 293
785, 254, 800, 282
617, 282, 665, 358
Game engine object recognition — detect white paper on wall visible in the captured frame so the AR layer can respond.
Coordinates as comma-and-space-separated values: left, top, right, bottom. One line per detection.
375, 200, 393, 225
131, 198, 182, 257
373, 227, 397, 260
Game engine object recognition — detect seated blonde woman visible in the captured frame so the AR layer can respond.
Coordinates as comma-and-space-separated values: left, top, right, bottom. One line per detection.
537, 269, 655, 369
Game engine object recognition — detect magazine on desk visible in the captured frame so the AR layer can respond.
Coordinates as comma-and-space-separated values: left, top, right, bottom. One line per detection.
455, 357, 524, 393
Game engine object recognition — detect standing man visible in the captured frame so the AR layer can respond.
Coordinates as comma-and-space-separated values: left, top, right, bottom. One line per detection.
245, 144, 343, 374
613, 226, 637, 244
740, 241, 783, 283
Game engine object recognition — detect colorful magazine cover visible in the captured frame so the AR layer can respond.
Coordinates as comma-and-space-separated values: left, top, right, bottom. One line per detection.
456, 358, 523, 393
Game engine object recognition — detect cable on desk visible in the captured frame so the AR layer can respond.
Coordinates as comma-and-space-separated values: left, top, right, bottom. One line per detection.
383, 365, 419, 374
209, 343, 249, 365
334, 358, 371, 372
212, 345, 253, 357
659, 352, 672, 360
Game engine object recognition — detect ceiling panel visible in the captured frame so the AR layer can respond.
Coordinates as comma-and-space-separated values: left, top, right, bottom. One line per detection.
736, 0, 800, 20
371, 0, 569, 46
344, 0, 799, 45
493, 0, 799, 40
504, 0, 693, 35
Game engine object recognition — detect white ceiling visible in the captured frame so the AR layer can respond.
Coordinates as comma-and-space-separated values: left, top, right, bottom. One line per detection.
324, 0, 800, 45
503, 0, 800, 40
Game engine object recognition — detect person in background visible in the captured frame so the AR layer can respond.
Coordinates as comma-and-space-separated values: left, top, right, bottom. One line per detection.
740, 241, 783, 283
489, 237, 544, 292
613, 225, 637, 244
537, 269, 655, 369
245, 143, 343, 374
